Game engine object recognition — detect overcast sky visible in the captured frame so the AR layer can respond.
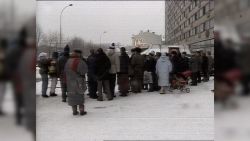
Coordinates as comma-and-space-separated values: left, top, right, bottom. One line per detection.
37, 1, 165, 46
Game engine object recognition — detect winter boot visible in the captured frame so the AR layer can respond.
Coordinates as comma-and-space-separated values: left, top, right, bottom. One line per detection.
79, 105, 87, 116
159, 87, 165, 94
72, 105, 79, 115
50, 92, 58, 97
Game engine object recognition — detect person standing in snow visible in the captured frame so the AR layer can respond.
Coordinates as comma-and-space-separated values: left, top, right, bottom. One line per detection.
107, 43, 119, 98
117, 47, 130, 97
57, 45, 70, 102
156, 53, 172, 94
190, 52, 199, 86
86, 49, 98, 99
94, 48, 113, 101
48, 52, 58, 97
130, 47, 145, 93
201, 52, 209, 82
38, 52, 50, 98
143, 52, 157, 92
64, 50, 88, 116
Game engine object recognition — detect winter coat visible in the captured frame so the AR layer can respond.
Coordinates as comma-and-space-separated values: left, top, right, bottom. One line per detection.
201, 55, 209, 71
189, 56, 199, 73
197, 56, 202, 71
107, 51, 119, 74
156, 55, 172, 86
130, 53, 145, 78
94, 52, 111, 80
144, 56, 156, 72
87, 54, 96, 74
38, 58, 49, 75
65, 56, 88, 106
57, 53, 69, 76
117, 52, 129, 74
48, 58, 58, 77
207, 55, 214, 72
181, 56, 190, 71
171, 55, 182, 74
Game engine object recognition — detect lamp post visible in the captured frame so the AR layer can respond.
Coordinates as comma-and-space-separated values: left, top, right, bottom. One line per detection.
59, 4, 73, 51
100, 31, 107, 48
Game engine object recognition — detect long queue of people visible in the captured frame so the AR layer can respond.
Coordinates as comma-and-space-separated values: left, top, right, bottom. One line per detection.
38, 43, 214, 116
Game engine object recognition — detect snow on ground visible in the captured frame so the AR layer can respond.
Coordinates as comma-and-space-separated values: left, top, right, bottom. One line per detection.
215, 95, 250, 141
0, 83, 33, 141
36, 75, 214, 141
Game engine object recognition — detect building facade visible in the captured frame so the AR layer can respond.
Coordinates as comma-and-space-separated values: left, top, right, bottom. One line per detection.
215, 0, 250, 42
132, 30, 162, 48
165, 0, 214, 54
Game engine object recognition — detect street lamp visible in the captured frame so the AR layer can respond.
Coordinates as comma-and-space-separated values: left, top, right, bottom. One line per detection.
59, 4, 73, 51
100, 31, 107, 48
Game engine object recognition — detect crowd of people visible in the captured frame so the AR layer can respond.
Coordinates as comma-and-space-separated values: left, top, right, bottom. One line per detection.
37, 43, 214, 116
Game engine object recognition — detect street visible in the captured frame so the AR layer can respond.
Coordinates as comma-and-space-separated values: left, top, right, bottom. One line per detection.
36, 79, 214, 141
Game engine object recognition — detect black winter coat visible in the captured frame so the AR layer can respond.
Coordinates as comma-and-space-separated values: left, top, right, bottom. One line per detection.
87, 54, 97, 75
38, 58, 49, 74
171, 56, 182, 73
202, 56, 209, 71
118, 52, 129, 74
57, 53, 69, 76
144, 57, 156, 72
94, 53, 111, 80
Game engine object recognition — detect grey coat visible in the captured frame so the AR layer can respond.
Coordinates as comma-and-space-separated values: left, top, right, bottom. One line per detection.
65, 57, 88, 106
156, 55, 172, 86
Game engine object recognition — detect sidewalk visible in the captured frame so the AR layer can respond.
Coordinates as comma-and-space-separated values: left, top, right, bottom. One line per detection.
36, 80, 214, 141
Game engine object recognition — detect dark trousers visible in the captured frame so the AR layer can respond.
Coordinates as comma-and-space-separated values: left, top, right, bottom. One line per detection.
152, 72, 159, 91
131, 77, 143, 93
202, 69, 209, 81
60, 75, 67, 100
41, 74, 48, 96
87, 74, 97, 98
109, 74, 116, 97
191, 72, 198, 85
97, 80, 112, 100
197, 71, 201, 83
117, 74, 129, 95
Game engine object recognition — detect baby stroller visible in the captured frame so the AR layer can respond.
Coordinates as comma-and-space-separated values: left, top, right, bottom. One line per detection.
170, 70, 192, 93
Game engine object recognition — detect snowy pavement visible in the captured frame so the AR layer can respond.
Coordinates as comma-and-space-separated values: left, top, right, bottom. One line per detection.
36, 79, 214, 141
0, 83, 33, 141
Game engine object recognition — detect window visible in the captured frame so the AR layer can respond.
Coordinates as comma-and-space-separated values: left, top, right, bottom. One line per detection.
203, 6, 206, 15
190, 27, 197, 36
205, 4, 210, 13
210, 0, 214, 10
210, 19, 214, 28
205, 21, 210, 30
195, 26, 198, 34
199, 9, 204, 18
199, 23, 205, 32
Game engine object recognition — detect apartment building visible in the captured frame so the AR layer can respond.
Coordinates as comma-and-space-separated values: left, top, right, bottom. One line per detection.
165, 0, 214, 53
132, 30, 162, 48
